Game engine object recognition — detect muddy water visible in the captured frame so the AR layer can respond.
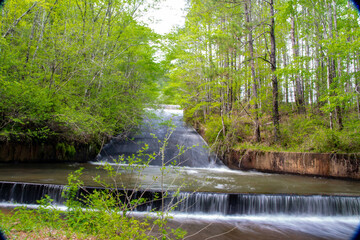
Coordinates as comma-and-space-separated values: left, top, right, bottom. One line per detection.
1, 163, 360, 239
1, 163, 360, 195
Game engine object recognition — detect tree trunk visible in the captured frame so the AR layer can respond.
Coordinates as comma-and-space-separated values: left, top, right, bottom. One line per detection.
356, 58, 360, 118
25, 9, 39, 64
333, 0, 343, 130
283, 50, 289, 104
291, 16, 305, 114
327, 2, 334, 130
269, 0, 280, 142
245, 0, 260, 142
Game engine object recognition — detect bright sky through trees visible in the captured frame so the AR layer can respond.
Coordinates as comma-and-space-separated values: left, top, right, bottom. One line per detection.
140, 0, 187, 34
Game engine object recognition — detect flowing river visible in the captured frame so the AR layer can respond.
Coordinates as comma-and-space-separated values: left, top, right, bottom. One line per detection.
1, 106, 360, 239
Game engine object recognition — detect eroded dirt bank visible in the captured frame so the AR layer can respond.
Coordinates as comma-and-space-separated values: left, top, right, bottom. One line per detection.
224, 150, 360, 180
0, 141, 100, 163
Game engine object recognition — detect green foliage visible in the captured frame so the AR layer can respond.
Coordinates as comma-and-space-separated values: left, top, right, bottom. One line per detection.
197, 111, 360, 154
202, 114, 253, 157
233, 113, 360, 154
280, 114, 326, 150
275, 114, 360, 153
305, 118, 360, 153
0, 0, 163, 144
162, 0, 360, 155
56, 142, 76, 159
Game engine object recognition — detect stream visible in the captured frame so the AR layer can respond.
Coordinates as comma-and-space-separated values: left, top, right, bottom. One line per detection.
1, 106, 359, 239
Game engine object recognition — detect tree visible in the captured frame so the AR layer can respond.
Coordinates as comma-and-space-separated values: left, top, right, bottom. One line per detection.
165, 0, 360, 152
0, 0, 161, 144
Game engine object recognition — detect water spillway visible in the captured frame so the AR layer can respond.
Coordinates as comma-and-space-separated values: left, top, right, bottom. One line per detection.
0, 181, 66, 205
1, 181, 360, 217
1, 180, 360, 239
96, 106, 220, 167
171, 192, 360, 216
1, 106, 360, 239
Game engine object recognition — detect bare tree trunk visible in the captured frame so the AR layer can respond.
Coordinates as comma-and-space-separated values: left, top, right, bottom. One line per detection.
291, 16, 305, 114
207, 23, 213, 117
32, 10, 46, 61
25, 9, 39, 64
327, 58, 334, 130
33, 0, 58, 60
333, 0, 343, 130
306, 39, 312, 106
283, 50, 289, 104
314, 7, 323, 113
245, 0, 260, 142
315, 50, 321, 110
269, 0, 280, 141
356, 58, 360, 118
327, 2, 334, 130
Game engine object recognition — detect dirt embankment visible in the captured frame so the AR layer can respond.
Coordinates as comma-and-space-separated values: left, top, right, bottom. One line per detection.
224, 150, 360, 180
0, 141, 100, 163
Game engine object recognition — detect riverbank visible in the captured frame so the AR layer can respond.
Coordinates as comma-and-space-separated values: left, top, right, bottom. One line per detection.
188, 112, 360, 180
224, 149, 360, 180
0, 140, 101, 163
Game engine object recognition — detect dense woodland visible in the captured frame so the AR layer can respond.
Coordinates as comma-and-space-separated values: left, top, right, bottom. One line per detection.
2, 1, 360, 239
0, 0, 162, 145
164, 0, 360, 155
0, 0, 360, 155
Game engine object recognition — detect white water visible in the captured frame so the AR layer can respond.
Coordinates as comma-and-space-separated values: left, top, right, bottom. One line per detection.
96, 107, 221, 167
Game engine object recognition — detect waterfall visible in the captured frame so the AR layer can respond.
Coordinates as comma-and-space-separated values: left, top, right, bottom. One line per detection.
1, 105, 359, 239
1, 181, 360, 217
170, 192, 360, 216
0, 181, 66, 204
96, 106, 221, 167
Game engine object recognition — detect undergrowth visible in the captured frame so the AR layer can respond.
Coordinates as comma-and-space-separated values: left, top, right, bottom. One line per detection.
198, 111, 360, 154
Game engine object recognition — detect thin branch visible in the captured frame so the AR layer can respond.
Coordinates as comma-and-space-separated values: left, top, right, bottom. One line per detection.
205, 227, 238, 240
239, 56, 273, 68
261, 0, 271, 5
257, 56, 274, 67
3, 2, 38, 38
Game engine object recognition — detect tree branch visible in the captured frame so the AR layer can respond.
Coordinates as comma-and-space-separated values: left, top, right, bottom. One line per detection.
3, 2, 38, 38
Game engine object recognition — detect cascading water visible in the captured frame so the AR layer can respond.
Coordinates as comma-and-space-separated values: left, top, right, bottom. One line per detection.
1, 181, 360, 217
1, 105, 360, 239
170, 192, 360, 216
0, 182, 66, 204
96, 106, 221, 167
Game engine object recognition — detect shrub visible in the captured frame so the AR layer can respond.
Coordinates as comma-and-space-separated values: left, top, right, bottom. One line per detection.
202, 114, 253, 157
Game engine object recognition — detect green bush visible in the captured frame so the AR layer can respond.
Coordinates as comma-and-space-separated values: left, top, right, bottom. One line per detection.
231, 112, 360, 154
279, 114, 360, 153
202, 114, 253, 157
